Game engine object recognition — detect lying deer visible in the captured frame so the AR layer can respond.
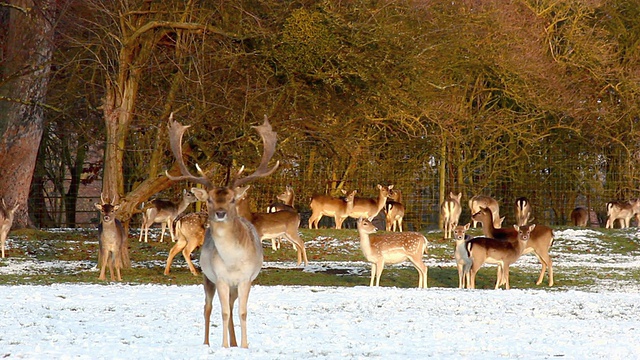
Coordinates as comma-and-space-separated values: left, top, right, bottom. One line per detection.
164, 211, 208, 276
385, 188, 405, 232
95, 194, 127, 281
165, 114, 278, 348
570, 207, 589, 227
356, 217, 428, 288
0, 198, 18, 258
515, 197, 533, 226
441, 192, 462, 239
236, 185, 308, 267
138, 189, 198, 243
605, 199, 640, 229
349, 184, 392, 221
308, 190, 357, 229
469, 195, 501, 228
467, 224, 534, 290
452, 223, 472, 289
472, 207, 554, 286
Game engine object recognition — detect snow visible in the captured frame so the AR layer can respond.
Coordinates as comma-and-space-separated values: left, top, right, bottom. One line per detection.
2, 228, 640, 359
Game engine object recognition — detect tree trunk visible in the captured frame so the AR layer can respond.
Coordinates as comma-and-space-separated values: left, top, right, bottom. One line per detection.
0, 0, 56, 228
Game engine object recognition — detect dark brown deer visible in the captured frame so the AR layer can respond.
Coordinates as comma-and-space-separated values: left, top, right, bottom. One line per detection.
165, 113, 278, 348
95, 194, 128, 281
0, 198, 19, 258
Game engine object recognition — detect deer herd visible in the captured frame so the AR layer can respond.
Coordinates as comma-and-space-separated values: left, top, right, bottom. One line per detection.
2, 114, 640, 349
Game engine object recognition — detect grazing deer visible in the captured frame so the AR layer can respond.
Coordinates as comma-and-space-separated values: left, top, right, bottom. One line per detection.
385, 188, 405, 232
356, 217, 428, 288
0, 199, 19, 258
605, 199, 640, 229
138, 189, 198, 243
165, 114, 278, 348
308, 190, 357, 229
266, 185, 295, 213
472, 207, 554, 286
236, 185, 309, 267
441, 192, 462, 239
467, 224, 534, 290
164, 212, 208, 276
515, 197, 533, 226
349, 184, 392, 221
469, 195, 501, 228
95, 195, 127, 281
452, 223, 472, 289
571, 207, 589, 227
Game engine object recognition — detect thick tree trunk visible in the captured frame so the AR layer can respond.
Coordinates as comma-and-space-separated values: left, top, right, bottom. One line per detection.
0, 0, 56, 228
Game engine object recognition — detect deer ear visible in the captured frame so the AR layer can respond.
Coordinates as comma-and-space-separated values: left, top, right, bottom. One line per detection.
191, 187, 209, 202
94, 203, 102, 210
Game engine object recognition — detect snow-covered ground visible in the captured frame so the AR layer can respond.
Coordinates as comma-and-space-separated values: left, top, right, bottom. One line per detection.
1, 228, 640, 359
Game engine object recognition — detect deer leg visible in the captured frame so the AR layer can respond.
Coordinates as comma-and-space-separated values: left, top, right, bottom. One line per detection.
159, 222, 167, 243
115, 251, 122, 281
1, 232, 6, 258
334, 216, 343, 230
285, 232, 308, 267
457, 263, 464, 289
183, 242, 200, 276
237, 282, 252, 348
98, 248, 108, 280
375, 261, 385, 287
203, 276, 216, 346
167, 218, 176, 242
216, 281, 232, 348
138, 214, 146, 242
534, 251, 553, 286
164, 239, 187, 275
408, 256, 427, 288
503, 264, 511, 290
398, 218, 403, 232
369, 264, 376, 287
228, 286, 239, 347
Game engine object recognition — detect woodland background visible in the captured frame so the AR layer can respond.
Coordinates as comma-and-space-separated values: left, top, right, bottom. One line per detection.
1, 0, 639, 231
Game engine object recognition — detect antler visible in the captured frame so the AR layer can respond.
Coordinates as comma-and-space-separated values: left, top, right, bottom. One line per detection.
165, 113, 213, 189
232, 115, 280, 188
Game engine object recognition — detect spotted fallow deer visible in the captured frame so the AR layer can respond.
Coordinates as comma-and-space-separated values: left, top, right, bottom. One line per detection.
441, 192, 462, 239
0, 198, 18, 258
570, 207, 589, 227
472, 207, 554, 286
385, 188, 405, 232
469, 195, 501, 228
452, 223, 472, 289
95, 194, 128, 281
164, 212, 208, 276
165, 113, 279, 348
138, 189, 198, 243
356, 217, 428, 288
515, 197, 533, 226
308, 190, 357, 229
467, 224, 534, 290
605, 199, 640, 229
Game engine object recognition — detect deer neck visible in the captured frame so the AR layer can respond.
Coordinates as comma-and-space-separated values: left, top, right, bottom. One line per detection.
176, 197, 192, 214
357, 229, 376, 259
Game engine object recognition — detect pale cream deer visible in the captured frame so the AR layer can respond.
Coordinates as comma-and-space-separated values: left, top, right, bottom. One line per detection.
95, 194, 128, 281
605, 199, 640, 229
570, 207, 589, 227
515, 197, 533, 226
469, 195, 501, 228
165, 113, 278, 348
356, 217, 428, 288
472, 207, 554, 286
452, 223, 472, 289
385, 188, 405, 232
308, 190, 357, 229
164, 212, 208, 276
349, 184, 392, 221
0, 198, 18, 258
138, 189, 198, 243
441, 192, 462, 239
236, 185, 309, 267
467, 224, 534, 290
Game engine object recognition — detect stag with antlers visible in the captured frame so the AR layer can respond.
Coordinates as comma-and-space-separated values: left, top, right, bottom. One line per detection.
165, 113, 279, 348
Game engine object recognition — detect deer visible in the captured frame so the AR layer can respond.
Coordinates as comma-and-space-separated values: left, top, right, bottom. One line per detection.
385, 188, 405, 232
236, 185, 309, 267
95, 194, 128, 281
349, 184, 392, 221
138, 189, 198, 243
441, 192, 462, 239
467, 224, 534, 290
165, 114, 279, 348
472, 206, 554, 286
570, 207, 589, 227
164, 212, 208, 276
0, 198, 19, 258
452, 223, 472, 289
356, 217, 428, 288
266, 185, 295, 213
469, 195, 501, 228
308, 190, 357, 229
515, 197, 533, 226
605, 199, 640, 229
